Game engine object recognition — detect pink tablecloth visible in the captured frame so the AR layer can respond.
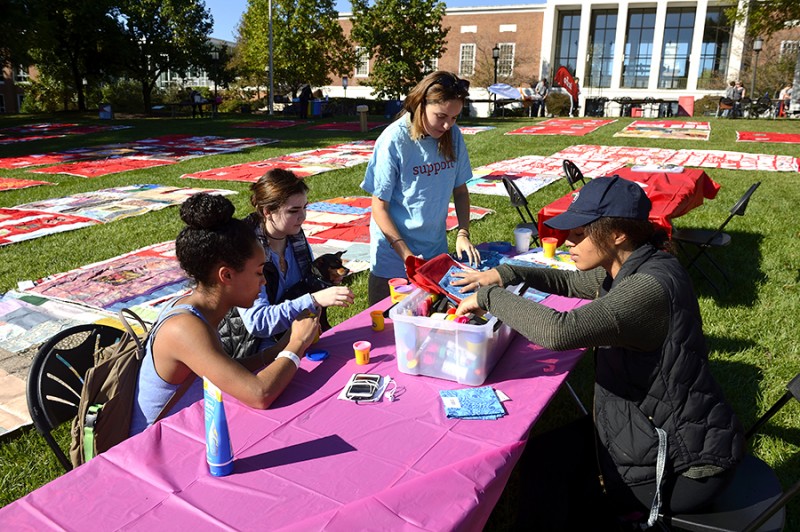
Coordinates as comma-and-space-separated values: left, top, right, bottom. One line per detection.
1, 296, 586, 531
538, 167, 721, 243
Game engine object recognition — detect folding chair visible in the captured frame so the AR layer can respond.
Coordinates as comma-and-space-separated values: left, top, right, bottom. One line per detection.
659, 372, 800, 531
562, 160, 587, 190
671, 182, 760, 294
26, 323, 125, 471
501, 176, 540, 246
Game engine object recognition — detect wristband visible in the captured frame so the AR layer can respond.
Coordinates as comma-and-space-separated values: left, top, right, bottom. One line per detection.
276, 351, 301, 369
457, 228, 470, 238
389, 237, 405, 247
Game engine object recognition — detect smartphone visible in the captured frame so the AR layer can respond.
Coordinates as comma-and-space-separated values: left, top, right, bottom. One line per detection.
346, 373, 381, 399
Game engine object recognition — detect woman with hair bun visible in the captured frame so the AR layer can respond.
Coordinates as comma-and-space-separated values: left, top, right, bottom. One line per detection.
361, 70, 480, 305
129, 193, 319, 437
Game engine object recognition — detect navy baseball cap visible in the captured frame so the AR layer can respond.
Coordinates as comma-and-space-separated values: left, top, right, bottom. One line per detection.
544, 176, 651, 230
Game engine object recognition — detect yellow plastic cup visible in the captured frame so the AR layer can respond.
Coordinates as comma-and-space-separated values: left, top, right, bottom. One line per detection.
370, 310, 385, 332
388, 278, 409, 302
542, 237, 558, 259
354, 341, 372, 365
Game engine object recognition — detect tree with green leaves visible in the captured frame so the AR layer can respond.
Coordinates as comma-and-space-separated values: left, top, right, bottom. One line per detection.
238, 0, 355, 98
0, 0, 33, 68
114, 0, 213, 112
26, 0, 126, 111
731, 1, 800, 106
350, 0, 448, 100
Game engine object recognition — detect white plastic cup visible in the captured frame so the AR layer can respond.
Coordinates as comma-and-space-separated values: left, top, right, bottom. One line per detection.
513, 227, 533, 254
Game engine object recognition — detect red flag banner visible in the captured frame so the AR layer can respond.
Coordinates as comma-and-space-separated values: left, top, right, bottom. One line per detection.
554, 66, 579, 102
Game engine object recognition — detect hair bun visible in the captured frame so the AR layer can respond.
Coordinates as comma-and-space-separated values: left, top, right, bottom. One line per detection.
180, 193, 235, 230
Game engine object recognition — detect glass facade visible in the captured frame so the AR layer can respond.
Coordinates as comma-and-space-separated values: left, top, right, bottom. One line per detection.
659, 7, 695, 89
586, 9, 617, 88
555, 10, 581, 75
623, 9, 656, 88
697, 7, 732, 89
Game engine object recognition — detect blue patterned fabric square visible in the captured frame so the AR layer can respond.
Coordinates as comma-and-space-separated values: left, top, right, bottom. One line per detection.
439, 265, 474, 301
439, 386, 506, 420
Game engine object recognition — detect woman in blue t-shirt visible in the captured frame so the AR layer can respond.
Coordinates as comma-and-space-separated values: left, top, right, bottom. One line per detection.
361, 70, 480, 305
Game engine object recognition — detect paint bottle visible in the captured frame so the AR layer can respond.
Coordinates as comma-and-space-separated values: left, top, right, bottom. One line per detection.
204, 377, 234, 477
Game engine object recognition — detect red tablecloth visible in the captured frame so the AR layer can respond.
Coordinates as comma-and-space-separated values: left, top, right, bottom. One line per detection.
1, 297, 587, 531
538, 167, 720, 243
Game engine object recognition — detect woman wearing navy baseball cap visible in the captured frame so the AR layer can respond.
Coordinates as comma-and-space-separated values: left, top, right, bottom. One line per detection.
454, 176, 743, 529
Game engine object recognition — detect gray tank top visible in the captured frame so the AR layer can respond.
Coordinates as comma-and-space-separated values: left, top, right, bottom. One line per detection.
128, 301, 209, 437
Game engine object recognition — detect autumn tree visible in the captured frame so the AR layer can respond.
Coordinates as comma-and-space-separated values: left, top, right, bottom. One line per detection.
114, 0, 213, 112
731, 1, 800, 103
350, 0, 448, 99
238, 0, 355, 98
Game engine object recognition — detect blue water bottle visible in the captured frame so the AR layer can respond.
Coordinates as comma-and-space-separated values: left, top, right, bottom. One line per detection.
203, 377, 234, 477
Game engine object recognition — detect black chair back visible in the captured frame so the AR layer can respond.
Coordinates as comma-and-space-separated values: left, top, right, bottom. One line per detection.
26, 323, 124, 471
562, 160, 586, 190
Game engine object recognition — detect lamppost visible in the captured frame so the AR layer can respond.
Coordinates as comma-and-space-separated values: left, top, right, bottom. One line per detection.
210, 50, 219, 118
750, 36, 763, 102
268, 0, 274, 116
492, 44, 500, 115
342, 75, 348, 100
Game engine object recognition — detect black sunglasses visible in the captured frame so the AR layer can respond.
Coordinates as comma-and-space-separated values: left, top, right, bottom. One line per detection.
431, 76, 470, 97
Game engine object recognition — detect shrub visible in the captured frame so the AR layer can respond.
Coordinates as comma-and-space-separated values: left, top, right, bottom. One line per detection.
694, 95, 722, 116
19, 76, 71, 113
545, 92, 571, 116
99, 80, 145, 112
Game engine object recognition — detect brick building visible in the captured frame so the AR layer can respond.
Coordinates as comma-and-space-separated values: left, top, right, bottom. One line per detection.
327, 1, 800, 117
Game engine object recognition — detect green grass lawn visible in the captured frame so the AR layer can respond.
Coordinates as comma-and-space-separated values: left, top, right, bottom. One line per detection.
0, 111, 798, 529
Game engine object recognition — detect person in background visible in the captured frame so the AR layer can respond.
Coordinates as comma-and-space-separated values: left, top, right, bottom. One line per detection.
778, 83, 793, 117
453, 176, 743, 530
231, 169, 355, 353
361, 70, 480, 305
190, 89, 204, 118
533, 77, 549, 117
298, 84, 313, 118
130, 193, 319, 437
720, 80, 736, 117
731, 80, 745, 118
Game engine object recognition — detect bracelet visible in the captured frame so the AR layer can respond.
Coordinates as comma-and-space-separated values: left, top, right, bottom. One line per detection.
457, 228, 470, 238
276, 351, 301, 369
309, 292, 319, 310
389, 237, 405, 247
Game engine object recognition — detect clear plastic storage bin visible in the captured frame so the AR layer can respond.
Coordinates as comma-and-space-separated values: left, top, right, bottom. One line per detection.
389, 288, 516, 385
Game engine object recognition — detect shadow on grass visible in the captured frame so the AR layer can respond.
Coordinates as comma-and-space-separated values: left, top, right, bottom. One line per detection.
677, 230, 765, 306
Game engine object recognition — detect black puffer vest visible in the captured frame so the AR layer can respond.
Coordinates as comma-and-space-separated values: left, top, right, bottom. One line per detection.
218, 214, 316, 359
593, 245, 744, 491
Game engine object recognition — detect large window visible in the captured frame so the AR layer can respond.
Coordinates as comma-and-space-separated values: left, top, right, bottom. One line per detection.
659, 7, 695, 89
554, 10, 581, 75
586, 9, 617, 88
781, 40, 800, 56
459, 44, 476, 77
355, 47, 369, 77
423, 57, 439, 74
623, 9, 655, 88
15, 65, 30, 83
498, 43, 515, 77
697, 7, 733, 89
